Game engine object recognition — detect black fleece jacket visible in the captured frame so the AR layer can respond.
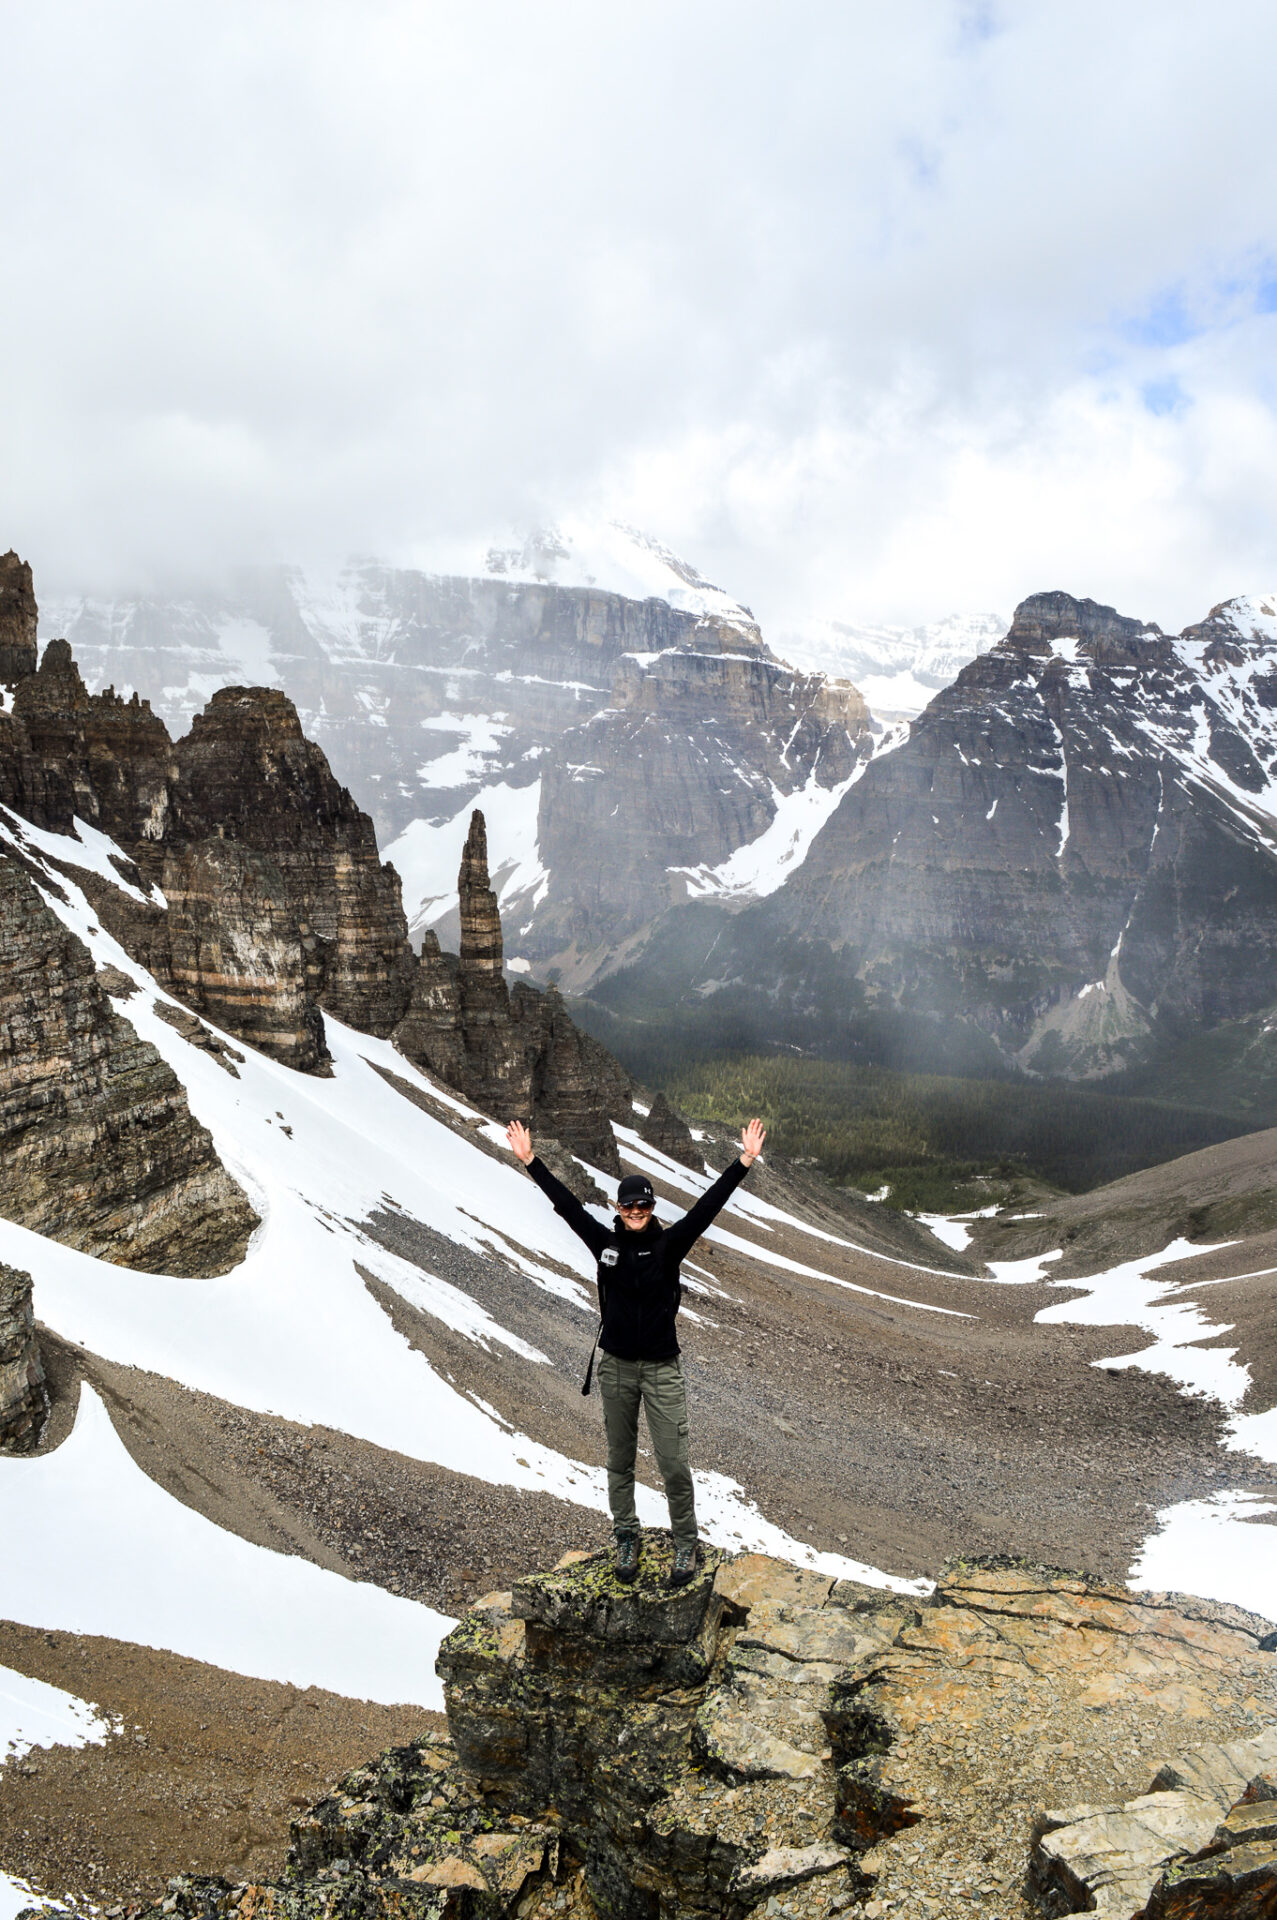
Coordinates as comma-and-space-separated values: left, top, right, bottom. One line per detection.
525, 1154, 751, 1361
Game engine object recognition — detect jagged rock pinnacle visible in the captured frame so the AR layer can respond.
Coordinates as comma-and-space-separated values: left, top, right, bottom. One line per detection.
0, 550, 38, 690
0, 1262, 47, 1452
458, 808, 504, 979
639, 1089, 703, 1170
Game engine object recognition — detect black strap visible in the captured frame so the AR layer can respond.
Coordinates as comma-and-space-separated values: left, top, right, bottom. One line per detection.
581, 1320, 603, 1396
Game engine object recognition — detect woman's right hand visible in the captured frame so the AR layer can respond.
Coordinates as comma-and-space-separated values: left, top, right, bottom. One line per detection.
506, 1119, 534, 1165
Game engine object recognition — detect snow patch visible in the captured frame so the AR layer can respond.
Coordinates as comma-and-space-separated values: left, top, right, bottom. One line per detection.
414, 713, 513, 790
1131, 1490, 1277, 1620
0, 1877, 70, 1920
0, 1665, 118, 1766
385, 781, 545, 940
668, 734, 905, 904
1035, 1238, 1248, 1405
0, 1388, 453, 1708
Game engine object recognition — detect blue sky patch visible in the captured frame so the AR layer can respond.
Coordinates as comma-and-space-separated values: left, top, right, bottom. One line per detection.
1142, 377, 1189, 417
1122, 289, 1199, 349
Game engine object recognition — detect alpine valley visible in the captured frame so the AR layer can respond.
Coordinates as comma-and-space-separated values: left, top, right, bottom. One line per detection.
0, 537, 1275, 1920
44, 532, 1277, 1118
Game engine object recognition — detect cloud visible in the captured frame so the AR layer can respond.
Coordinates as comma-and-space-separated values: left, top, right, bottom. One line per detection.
1, 0, 1275, 633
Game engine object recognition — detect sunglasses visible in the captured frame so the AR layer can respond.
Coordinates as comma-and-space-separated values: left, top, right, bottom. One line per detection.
618, 1199, 654, 1213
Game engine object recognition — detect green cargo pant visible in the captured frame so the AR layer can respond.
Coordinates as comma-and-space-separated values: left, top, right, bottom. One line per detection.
597, 1352, 697, 1550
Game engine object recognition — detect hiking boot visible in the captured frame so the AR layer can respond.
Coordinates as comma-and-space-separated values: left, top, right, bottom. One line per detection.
668, 1540, 699, 1588
613, 1532, 641, 1583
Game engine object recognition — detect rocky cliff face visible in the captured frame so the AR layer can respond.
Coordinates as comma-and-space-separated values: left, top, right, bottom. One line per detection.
609, 589, 1277, 1081
0, 595, 412, 1071
531, 652, 870, 982
397, 811, 633, 1172
44, 558, 769, 845
0, 1261, 46, 1451
780, 589, 1277, 1073
38, 550, 874, 989
639, 1091, 702, 1170
0, 854, 259, 1274
129, 1547, 1277, 1920
0, 550, 39, 690
156, 686, 415, 1040
3, 559, 639, 1165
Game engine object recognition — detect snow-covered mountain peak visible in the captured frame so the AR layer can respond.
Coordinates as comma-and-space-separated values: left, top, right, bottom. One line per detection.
476, 518, 758, 629
777, 610, 1007, 719
1196, 591, 1277, 645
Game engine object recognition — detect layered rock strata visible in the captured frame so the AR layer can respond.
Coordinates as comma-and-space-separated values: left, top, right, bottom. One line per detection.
1034, 1728, 1277, 1917
0, 611, 412, 1069
1143, 1771, 1277, 1916
158, 838, 331, 1073
121, 1549, 1277, 1920
0, 1262, 46, 1451
397, 812, 633, 1172
158, 687, 414, 1037
0, 549, 39, 689
762, 590, 1277, 1074
533, 652, 870, 981
44, 561, 774, 844
0, 854, 259, 1275
639, 1092, 703, 1170
1, 578, 639, 1133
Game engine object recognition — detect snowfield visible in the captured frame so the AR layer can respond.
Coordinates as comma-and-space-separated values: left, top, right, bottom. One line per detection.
0, 811, 933, 1722
0, 798, 1274, 1729
0, 1389, 453, 1709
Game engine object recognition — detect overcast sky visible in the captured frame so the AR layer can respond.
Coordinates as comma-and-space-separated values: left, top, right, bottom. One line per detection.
3, 1, 1276, 635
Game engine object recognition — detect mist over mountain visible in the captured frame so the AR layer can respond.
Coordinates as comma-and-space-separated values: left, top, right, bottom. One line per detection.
776, 611, 1007, 720
41, 536, 1277, 1121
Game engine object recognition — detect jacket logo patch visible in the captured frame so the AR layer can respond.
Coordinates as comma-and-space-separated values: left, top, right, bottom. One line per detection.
600, 1248, 620, 1267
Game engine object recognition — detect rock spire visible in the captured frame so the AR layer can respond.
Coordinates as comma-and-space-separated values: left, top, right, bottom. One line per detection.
0, 1262, 46, 1452
639, 1089, 704, 1170
0, 550, 38, 689
397, 809, 633, 1172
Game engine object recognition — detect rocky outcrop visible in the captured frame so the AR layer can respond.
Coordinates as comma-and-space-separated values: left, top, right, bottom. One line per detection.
125, 1549, 1277, 1920
395, 929, 468, 1086
0, 854, 259, 1275
397, 811, 633, 1172
532, 652, 869, 982
1033, 1728, 1277, 1917
639, 1092, 702, 1170
160, 687, 414, 1037
0, 630, 414, 1069
0, 550, 38, 689
0, 1262, 46, 1451
1143, 1774, 1277, 1916
1, 638, 173, 842
158, 839, 331, 1073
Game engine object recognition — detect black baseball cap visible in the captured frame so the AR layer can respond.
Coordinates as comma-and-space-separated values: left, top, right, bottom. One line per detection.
617, 1174, 655, 1208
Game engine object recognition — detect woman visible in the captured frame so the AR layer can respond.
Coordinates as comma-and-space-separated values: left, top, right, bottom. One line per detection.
505, 1116, 766, 1587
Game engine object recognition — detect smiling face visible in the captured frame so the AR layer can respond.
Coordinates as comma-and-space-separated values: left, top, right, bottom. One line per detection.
617, 1199, 655, 1233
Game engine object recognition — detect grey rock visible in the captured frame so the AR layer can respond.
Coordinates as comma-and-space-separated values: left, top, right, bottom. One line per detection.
0, 1262, 46, 1452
